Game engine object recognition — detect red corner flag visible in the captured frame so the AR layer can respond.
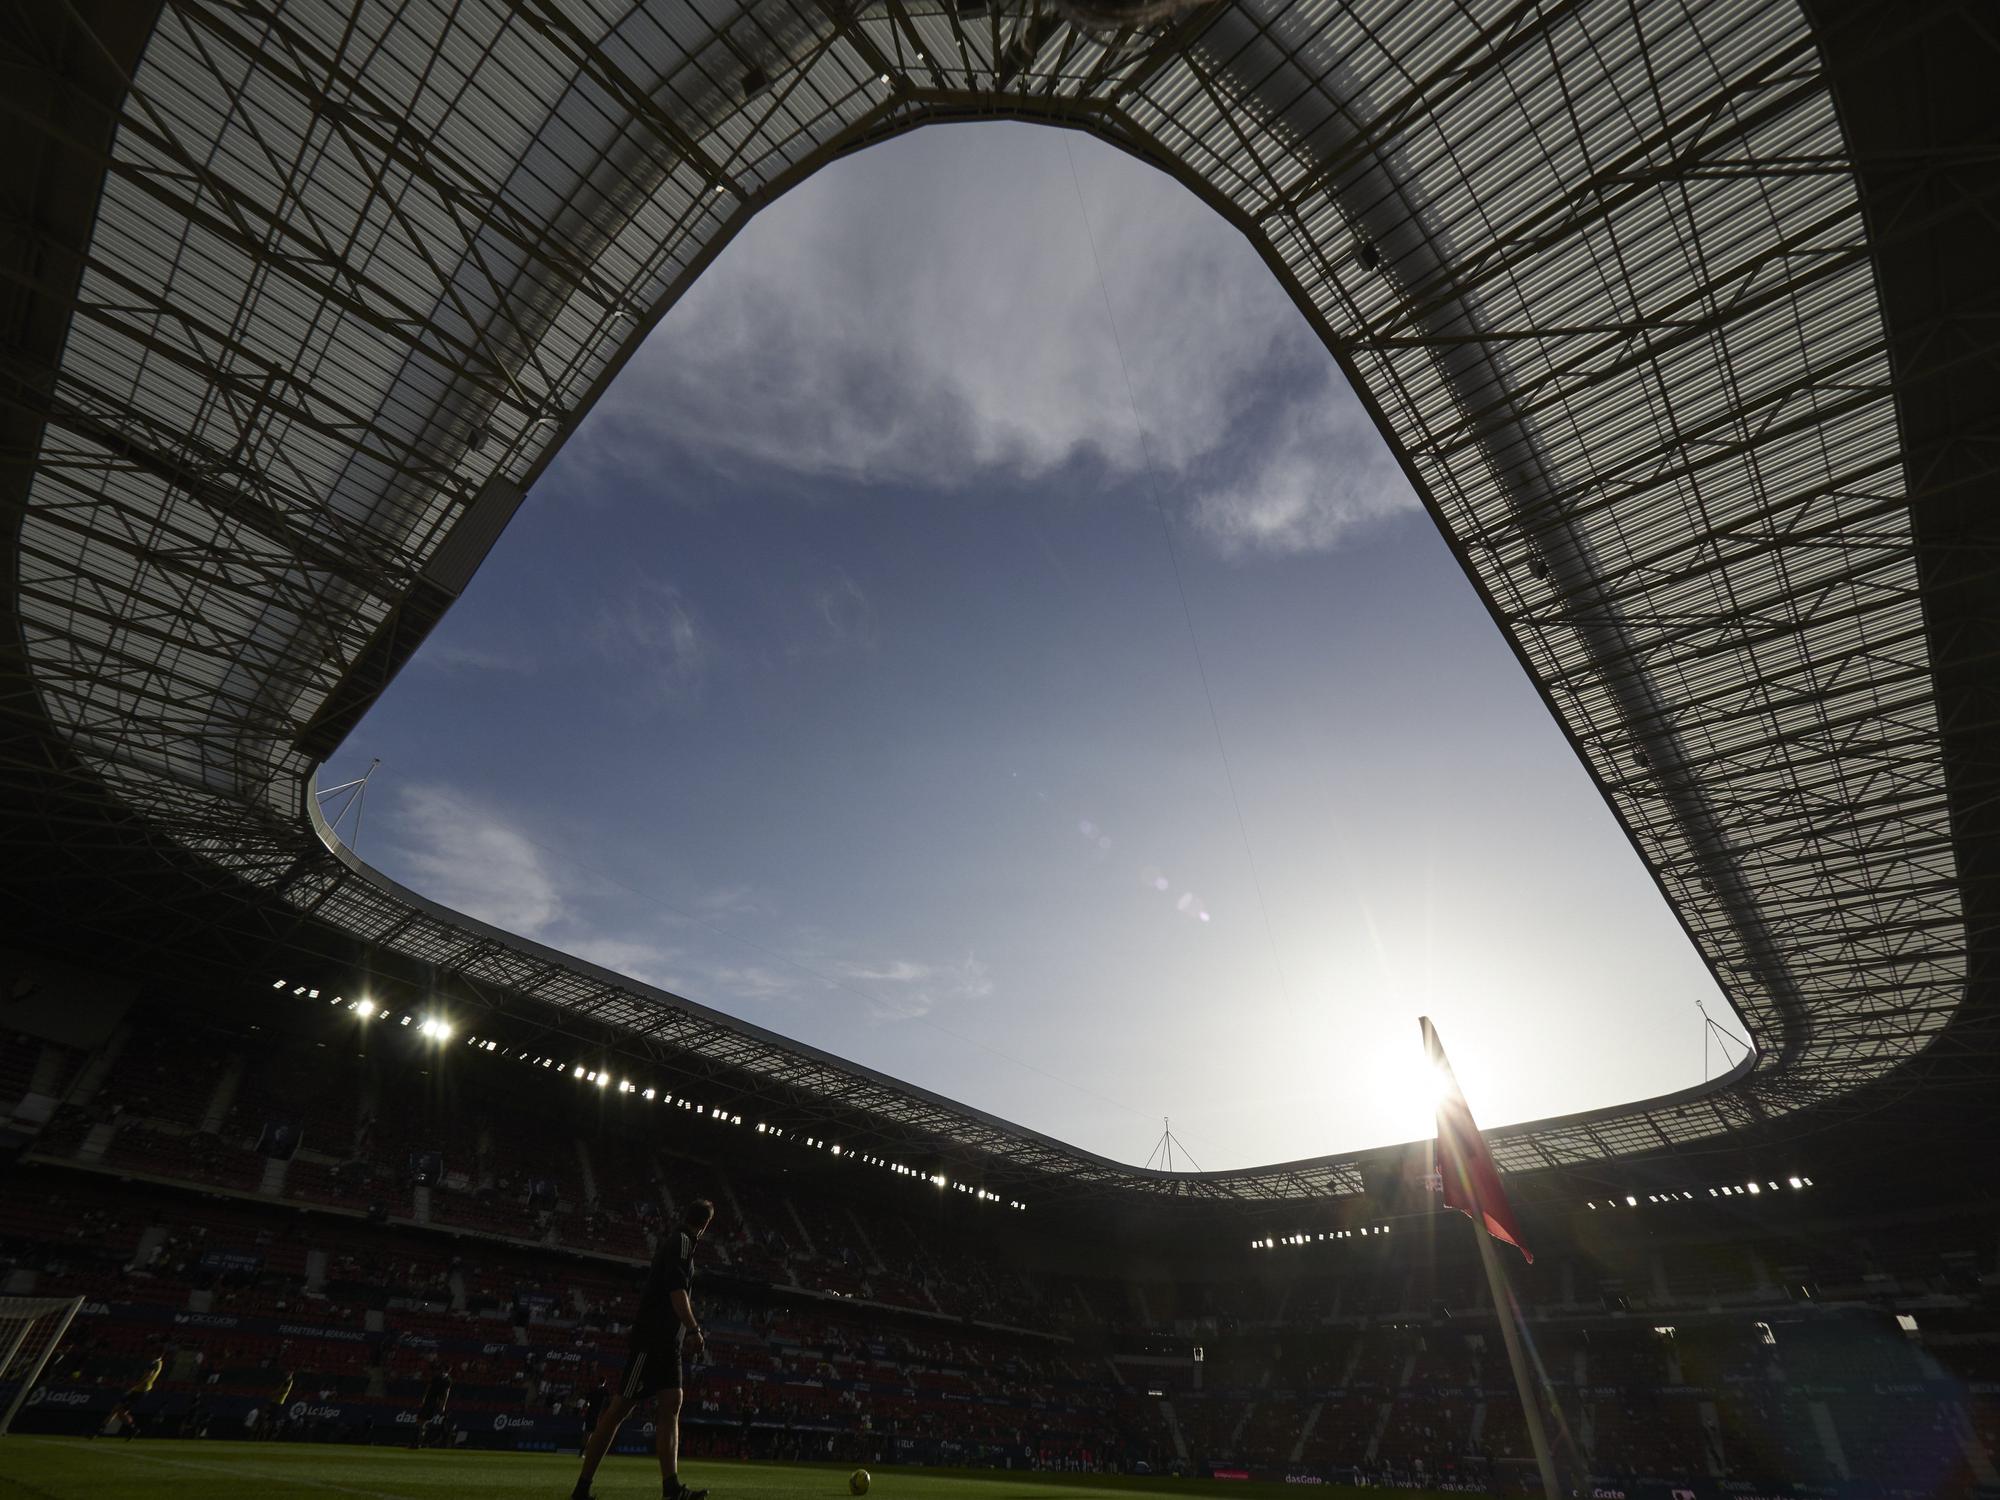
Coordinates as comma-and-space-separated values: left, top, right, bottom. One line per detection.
1421, 1017, 1532, 1264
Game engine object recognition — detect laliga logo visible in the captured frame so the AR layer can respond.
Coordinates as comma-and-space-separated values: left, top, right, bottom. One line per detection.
289, 1402, 308, 1420
493, 1414, 536, 1431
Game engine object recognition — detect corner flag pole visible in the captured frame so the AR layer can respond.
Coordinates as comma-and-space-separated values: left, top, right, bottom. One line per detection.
1472, 1207, 1560, 1500
1420, 1017, 1560, 1500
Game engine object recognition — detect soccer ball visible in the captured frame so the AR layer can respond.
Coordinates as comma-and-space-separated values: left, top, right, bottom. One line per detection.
848, 1470, 871, 1495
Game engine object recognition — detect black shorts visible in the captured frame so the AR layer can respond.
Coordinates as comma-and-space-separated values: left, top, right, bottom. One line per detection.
619, 1336, 683, 1400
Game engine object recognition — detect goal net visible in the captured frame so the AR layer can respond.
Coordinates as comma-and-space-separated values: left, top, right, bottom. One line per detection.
0, 1295, 84, 1436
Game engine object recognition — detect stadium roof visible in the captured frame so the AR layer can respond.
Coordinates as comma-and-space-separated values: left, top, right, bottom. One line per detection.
3, 0, 1993, 1207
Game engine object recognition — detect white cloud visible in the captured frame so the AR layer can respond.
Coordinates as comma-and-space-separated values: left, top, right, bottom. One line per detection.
415, 642, 538, 674
564, 934, 685, 992
1188, 397, 1417, 557
394, 783, 564, 937
828, 953, 993, 1025
706, 963, 803, 1005
380, 789, 996, 1035
799, 570, 877, 658
592, 579, 710, 703
573, 123, 1415, 555
387, 786, 684, 989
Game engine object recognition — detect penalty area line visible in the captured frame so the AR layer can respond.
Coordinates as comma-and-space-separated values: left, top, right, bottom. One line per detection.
17, 1437, 419, 1500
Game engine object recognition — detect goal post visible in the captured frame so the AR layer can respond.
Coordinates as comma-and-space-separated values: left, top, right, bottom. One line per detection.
0, 1295, 85, 1436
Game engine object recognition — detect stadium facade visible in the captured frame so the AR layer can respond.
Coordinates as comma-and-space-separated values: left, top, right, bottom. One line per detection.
2, 0, 1995, 1213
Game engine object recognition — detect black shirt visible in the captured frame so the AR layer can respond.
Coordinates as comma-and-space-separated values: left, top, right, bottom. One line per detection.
422, 1372, 451, 1410
634, 1229, 696, 1342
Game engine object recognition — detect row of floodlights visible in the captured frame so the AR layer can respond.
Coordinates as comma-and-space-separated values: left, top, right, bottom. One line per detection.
785, 1134, 1026, 1210
275, 980, 452, 1041
273, 977, 1024, 1212
1586, 1176, 1813, 1210
1251, 1225, 1393, 1250
533, 1058, 1025, 1209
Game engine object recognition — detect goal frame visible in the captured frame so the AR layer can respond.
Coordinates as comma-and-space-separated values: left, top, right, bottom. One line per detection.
0, 1295, 85, 1436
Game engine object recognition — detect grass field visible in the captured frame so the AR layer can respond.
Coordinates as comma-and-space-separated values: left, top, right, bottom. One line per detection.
0, 1440, 1464, 1500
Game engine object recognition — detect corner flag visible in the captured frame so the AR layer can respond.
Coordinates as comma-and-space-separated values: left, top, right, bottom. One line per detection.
1421, 1016, 1532, 1264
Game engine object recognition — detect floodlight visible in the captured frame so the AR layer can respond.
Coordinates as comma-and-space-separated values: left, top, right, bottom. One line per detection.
1625, 1195, 1637, 1206
595, 1073, 608, 1088
293, 986, 307, 995
1746, 1182, 1760, 1194
1788, 1176, 1803, 1189
307, 989, 319, 999
643, 1088, 656, 1101
573, 1066, 585, 1078
273, 978, 287, 989
356, 999, 376, 1018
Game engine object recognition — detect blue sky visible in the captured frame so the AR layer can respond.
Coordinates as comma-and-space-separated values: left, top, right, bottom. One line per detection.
320, 123, 1736, 1169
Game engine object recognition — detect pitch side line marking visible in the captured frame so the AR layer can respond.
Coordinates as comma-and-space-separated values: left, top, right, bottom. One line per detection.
19, 1437, 416, 1499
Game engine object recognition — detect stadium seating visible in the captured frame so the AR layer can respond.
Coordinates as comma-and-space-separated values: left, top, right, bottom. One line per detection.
6, 1007, 1999, 1496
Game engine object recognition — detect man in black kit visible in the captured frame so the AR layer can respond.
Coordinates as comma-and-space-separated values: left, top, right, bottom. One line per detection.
414, 1362, 452, 1447
569, 1198, 714, 1500
576, 1379, 609, 1452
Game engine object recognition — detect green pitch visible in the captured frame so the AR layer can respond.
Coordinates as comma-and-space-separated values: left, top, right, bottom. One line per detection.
0, 1440, 1462, 1500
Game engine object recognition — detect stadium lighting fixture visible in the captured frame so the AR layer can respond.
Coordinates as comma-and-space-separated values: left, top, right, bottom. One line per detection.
1746, 1182, 1761, 1194
1625, 1195, 1637, 1206
293, 985, 307, 996
573, 1066, 585, 1078
356, 999, 376, 1018
1788, 1176, 1803, 1189
307, 989, 318, 999
595, 1073, 608, 1088
273, 978, 287, 988
401, 1015, 412, 1026
643, 1088, 656, 1100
